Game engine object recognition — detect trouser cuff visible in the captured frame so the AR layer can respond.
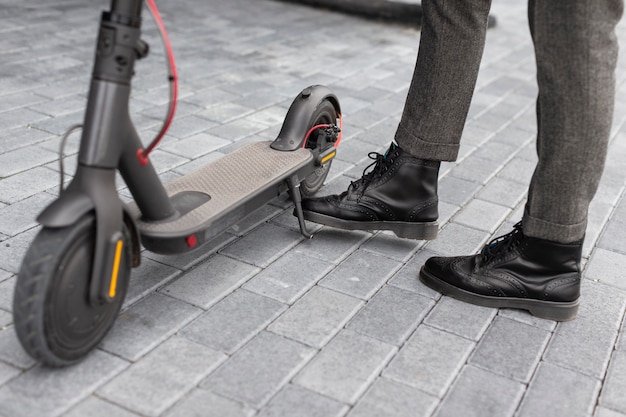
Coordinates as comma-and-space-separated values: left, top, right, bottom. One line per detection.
523, 212, 586, 244
395, 124, 459, 162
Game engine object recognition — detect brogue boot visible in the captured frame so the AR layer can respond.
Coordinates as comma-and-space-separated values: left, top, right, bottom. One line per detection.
301, 143, 439, 239
420, 222, 582, 321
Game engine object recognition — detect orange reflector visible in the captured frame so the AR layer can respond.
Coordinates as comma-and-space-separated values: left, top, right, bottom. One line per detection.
109, 240, 124, 298
321, 151, 336, 164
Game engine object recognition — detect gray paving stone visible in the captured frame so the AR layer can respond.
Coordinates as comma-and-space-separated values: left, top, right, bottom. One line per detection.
334, 137, 378, 165
0, 309, 11, 329
33, 80, 88, 101
438, 176, 483, 207
198, 102, 256, 124
618, 317, 626, 352
163, 389, 255, 417
243, 105, 289, 128
472, 139, 519, 163
183, 88, 240, 108
181, 289, 286, 354
449, 155, 502, 185
207, 118, 267, 142
599, 350, 626, 414
0, 167, 59, 205
0, 92, 49, 114
477, 176, 528, 209
347, 285, 434, 346
318, 249, 402, 300
220, 223, 303, 268
543, 280, 626, 379
287, 227, 370, 264
596, 408, 626, 417
424, 222, 489, 257
159, 254, 260, 309
452, 199, 511, 233
434, 366, 524, 417
294, 329, 397, 404
257, 384, 348, 417
498, 157, 537, 186
0, 349, 128, 417
0, 361, 20, 386
460, 123, 495, 147
0, 192, 55, 237
360, 231, 423, 262
166, 115, 218, 139
424, 296, 496, 341
242, 252, 334, 304
496, 309, 557, 332
0, 108, 49, 131
100, 293, 202, 361
0, 277, 15, 312
584, 200, 616, 258
0, 146, 58, 178
347, 377, 437, 417
98, 336, 226, 417
388, 249, 442, 299
28, 95, 86, 118
0, 326, 36, 370
268, 286, 363, 348
201, 331, 316, 408
383, 325, 475, 397
63, 396, 141, 417
585, 248, 626, 291
122, 258, 181, 307
160, 132, 230, 159
469, 316, 550, 383
517, 362, 601, 417
30, 111, 83, 135
0, 228, 39, 274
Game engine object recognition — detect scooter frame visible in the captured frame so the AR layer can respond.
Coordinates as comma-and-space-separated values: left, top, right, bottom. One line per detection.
37, 0, 340, 305
13, 0, 341, 366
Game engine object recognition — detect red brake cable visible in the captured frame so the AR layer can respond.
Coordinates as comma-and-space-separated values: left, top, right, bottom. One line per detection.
301, 113, 343, 149
137, 0, 178, 166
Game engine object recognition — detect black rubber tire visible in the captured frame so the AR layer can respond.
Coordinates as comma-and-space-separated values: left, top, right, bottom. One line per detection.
300, 99, 338, 196
13, 215, 131, 367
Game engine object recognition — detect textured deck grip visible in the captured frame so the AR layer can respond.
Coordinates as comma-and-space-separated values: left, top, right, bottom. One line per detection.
129, 141, 312, 236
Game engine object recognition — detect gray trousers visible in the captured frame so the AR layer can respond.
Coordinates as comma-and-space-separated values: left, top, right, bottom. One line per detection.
395, 0, 623, 243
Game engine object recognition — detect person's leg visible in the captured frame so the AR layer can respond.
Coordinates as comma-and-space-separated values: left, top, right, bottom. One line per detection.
420, 0, 624, 321
524, 0, 623, 243
300, 0, 492, 239
395, 0, 492, 161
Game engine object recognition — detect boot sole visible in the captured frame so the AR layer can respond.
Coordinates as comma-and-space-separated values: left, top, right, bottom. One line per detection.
302, 211, 438, 240
419, 267, 579, 321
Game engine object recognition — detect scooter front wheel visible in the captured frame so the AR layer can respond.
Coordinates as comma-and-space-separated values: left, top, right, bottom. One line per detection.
13, 215, 131, 367
300, 99, 339, 196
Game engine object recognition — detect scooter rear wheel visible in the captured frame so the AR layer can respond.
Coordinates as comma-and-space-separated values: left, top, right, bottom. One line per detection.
13, 215, 131, 367
300, 99, 338, 196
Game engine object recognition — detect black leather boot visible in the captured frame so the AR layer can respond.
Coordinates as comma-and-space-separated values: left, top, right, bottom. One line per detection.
301, 143, 440, 239
419, 222, 582, 321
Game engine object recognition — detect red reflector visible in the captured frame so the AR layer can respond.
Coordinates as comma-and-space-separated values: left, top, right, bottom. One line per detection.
136, 148, 149, 166
186, 235, 197, 248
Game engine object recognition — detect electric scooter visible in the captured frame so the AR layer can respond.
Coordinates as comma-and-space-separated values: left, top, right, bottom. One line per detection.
12, 0, 342, 367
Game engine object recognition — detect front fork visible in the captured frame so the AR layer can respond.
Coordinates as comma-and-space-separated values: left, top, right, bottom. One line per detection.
38, 0, 176, 305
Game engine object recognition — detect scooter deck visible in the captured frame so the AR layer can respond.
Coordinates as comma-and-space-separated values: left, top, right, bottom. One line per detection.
128, 141, 312, 249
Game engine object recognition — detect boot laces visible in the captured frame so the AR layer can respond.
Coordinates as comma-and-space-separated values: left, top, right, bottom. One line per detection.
350, 146, 397, 193
481, 221, 524, 262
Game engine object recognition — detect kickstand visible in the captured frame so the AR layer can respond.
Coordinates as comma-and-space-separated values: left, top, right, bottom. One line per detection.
287, 176, 313, 239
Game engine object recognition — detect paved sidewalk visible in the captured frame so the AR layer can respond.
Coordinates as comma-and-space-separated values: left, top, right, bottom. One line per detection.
0, 0, 625, 416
